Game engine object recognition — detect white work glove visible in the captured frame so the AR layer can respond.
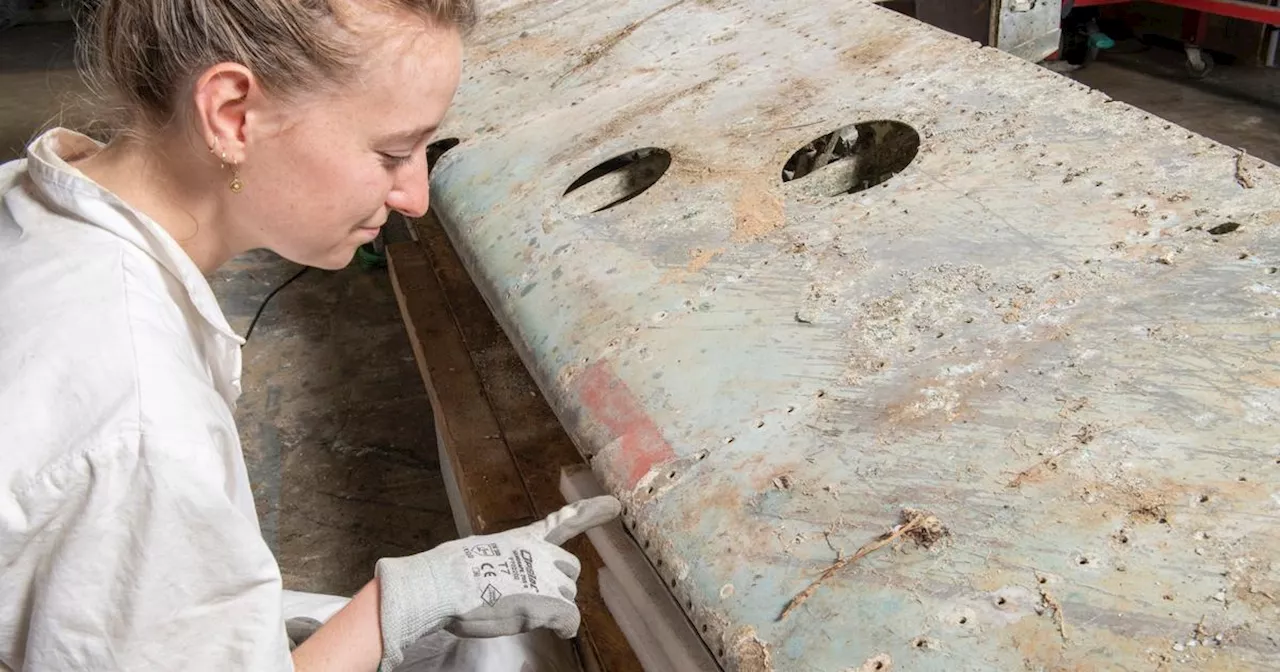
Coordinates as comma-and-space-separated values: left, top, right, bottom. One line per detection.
375, 495, 621, 671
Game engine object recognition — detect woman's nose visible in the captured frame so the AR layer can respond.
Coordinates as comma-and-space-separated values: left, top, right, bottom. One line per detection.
388, 162, 430, 218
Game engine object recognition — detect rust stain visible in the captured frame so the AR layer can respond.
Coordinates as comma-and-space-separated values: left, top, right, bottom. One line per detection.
575, 360, 677, 489
876, 364, 1004, 431
551, 76, 720, 165
674, 467, 756, 531
739, 453, 786, 491
687, 247, 723, 272
1009, 609, 1249, 672
1007, 616, 1092, 671
1243, 369, 1280, 387
732, 174, 785, 242
731, 627, 773, 672
554, 0, 690, 86
754, 78, 822, 126
1007, 424, 1098, 488
878, 378, 968, 427
659, 247, 724, 284
839, 33, 901, 67
699, 480, 745, 514
665, 147, 729, 186
1072, 477, 1203, 527
471, 0, 542, 31
1035, 572, 1069, 644
470, 34, 565, 64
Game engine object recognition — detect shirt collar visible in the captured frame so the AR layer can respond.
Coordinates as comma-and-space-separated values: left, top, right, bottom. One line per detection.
23, 128, 247, 348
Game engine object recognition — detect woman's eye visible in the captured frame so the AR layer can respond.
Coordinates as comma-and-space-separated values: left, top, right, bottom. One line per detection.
380, 152, 414, 167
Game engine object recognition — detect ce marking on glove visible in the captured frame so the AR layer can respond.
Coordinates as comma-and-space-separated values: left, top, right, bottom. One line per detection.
480, 562, 498, 578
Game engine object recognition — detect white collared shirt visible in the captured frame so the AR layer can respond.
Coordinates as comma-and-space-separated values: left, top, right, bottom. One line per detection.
0, 129, 292, 670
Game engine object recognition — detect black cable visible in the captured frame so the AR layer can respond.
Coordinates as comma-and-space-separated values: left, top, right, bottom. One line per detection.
242, 266, 309, 345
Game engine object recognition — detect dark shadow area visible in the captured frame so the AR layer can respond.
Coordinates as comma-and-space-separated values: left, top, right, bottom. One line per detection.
0, 20, 77, 73
1080, 37, 1280, 115
221, 250, 457, 596
0, 21, 90, 161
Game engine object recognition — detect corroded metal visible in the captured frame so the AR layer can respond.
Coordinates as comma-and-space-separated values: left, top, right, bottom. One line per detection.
426, 1, 1280, 669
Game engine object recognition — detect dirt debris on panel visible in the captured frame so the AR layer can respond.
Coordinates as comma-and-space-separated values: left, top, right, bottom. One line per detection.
780, 509, 948, 621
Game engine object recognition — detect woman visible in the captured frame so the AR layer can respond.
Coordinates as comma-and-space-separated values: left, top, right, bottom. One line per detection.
0, 1, 619, 670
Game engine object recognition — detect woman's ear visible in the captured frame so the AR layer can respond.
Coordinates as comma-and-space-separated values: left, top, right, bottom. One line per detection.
193, 62, 255, 161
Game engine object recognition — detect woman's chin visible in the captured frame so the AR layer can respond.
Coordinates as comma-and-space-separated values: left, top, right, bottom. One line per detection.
287, 248, 354, 272
315, 255, 352, 271
273, 234, 378, 271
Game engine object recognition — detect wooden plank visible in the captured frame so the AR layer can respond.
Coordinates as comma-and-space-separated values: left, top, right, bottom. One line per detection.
389, 228, 644, 672
415, 213, 586, 518
411, 214, 645, 672
386, 241, 536, 533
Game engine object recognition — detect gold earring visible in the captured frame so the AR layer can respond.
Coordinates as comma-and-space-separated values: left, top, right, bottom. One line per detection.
228, 160, 244, 194
214, 147, 244, 193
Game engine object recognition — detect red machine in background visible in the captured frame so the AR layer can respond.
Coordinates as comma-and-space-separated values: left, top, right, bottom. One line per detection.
1065, 0, 1280, 75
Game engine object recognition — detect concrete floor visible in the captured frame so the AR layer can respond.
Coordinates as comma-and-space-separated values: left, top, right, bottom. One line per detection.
218, 252, 456, 597
1068, 40, 1280, 165
2, 20, 1279, 597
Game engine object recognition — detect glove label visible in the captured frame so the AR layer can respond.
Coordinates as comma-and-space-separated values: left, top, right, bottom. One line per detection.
508, 549, 539, 593
464, 544, 545, 603
480, 584, 502, 607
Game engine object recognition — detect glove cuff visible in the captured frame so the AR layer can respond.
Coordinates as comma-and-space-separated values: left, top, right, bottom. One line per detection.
375, 555, 456, 671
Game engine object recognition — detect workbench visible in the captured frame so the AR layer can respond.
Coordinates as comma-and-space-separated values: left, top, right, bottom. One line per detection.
390, 0, 1280, 669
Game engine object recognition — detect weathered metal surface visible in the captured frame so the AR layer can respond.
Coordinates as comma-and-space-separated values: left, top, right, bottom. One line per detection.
425, 0, 1280, 669
993, 0, 1061, 62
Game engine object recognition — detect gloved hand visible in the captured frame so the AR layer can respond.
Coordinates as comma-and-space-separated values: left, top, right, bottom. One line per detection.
375, 495, 622, 670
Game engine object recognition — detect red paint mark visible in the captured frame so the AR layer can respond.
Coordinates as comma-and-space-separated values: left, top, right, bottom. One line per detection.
576, 360, 676, 489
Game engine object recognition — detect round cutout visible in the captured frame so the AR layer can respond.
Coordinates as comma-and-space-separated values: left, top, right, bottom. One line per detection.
562, 147, 672, 215
781, 120, 920, 196
427, 137, 461, 172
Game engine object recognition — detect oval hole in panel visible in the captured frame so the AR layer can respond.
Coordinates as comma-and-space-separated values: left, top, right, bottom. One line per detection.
427, 137, 461, 172
563, 147, 672, 215
781, 120, 920, 196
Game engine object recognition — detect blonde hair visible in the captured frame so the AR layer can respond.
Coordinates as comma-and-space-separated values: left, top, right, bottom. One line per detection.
76, 0, 476, 134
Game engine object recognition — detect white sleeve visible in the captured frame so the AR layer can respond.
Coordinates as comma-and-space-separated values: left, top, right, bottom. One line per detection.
0, 434, 294, 671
